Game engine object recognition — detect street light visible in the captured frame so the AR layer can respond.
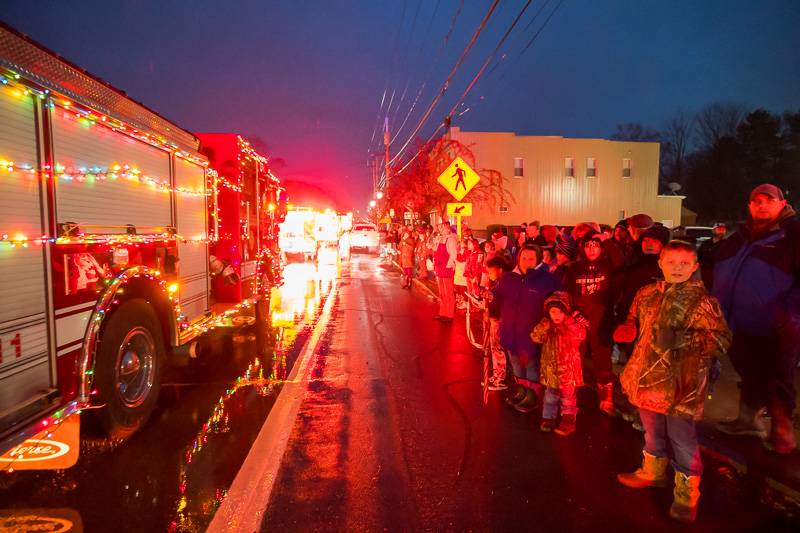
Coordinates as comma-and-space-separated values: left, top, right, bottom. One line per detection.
376, 191, 384, 200
369, 200, 376, 208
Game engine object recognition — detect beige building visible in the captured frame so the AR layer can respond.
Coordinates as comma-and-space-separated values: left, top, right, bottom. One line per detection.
449, 127, 683, 231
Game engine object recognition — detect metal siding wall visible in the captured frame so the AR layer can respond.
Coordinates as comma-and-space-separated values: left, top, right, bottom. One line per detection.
0, 88, 50, 410
0, 89, 46, 323
462, 131, 676, 229
0, 89, 40, 234
175, 158, 208, 321
52, 107, 171, 228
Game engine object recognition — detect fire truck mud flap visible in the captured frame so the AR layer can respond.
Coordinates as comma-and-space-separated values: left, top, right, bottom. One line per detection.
0, 414, 80, 472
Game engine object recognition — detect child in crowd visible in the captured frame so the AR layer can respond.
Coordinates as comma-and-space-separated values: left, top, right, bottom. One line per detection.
614, 240, 731, 523
479, 240, 496, 288
565, 233, 616, 415
464, 237, 484, 296
484, 256, 511, 390
398, 229, 416, 289
531, 292, 587, 435
454, 240, 469, 310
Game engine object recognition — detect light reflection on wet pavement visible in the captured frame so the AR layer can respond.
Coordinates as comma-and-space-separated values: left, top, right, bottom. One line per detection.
0, 258, 337, 533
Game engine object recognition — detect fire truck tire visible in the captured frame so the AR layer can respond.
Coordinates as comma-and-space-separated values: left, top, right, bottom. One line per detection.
93, 299, 165, 440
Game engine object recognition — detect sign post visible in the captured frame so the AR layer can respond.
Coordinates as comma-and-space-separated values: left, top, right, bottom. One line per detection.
437, 157, 480, 238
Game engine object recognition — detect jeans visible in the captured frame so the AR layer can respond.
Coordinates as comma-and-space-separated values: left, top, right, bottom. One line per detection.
508, 346, 539, 389
542, 386, 577, 419
436, 276, 455, 318
488, 318, 506, 382
639, 408, 702, 476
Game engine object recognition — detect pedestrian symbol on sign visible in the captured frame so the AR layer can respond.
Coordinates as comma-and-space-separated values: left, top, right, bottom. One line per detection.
437, 157, 480, 201
453, 164, 467, 191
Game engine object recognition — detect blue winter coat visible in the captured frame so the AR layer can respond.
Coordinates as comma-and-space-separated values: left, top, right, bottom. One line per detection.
712, 207, 800, 337
490, 265, 562, 356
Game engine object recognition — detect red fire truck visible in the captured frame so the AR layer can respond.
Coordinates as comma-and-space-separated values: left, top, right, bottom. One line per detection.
0, 24, 285, 471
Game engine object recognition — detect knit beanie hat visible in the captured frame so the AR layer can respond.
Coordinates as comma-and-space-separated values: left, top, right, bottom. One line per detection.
544, 291, 572, 314
641, 225, 671, 246
555, 239, 577, 261
627, 213, 654, 230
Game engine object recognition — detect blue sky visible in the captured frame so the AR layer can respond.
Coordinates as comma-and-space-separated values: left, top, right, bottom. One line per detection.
3, 0, 798, 208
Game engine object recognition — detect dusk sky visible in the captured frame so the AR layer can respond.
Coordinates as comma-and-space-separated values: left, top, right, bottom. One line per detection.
3, 0, 798, 208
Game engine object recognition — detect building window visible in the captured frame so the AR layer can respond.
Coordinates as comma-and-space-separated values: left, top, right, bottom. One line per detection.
499, 205, 509, 213
513, 157, 524, 177
586, 157, 597, 178
623, 158, 632, 178
565, 157, 574, 178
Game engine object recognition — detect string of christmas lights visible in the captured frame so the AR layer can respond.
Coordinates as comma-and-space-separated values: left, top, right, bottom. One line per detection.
54, 163, 208, 197
1, 70, 208, 168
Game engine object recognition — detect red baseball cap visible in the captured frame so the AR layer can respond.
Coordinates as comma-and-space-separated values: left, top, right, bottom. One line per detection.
750, 183, 785, 201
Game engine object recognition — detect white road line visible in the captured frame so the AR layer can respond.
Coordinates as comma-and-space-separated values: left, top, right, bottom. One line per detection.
207, 278, 337, 533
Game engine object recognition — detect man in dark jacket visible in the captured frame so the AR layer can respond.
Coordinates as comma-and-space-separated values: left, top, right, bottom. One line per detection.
698, 222, 727, 288
713, 184, 800, 454
490, 245, 562, 413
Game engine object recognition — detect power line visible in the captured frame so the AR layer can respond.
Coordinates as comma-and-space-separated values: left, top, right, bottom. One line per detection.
395, 0, 565, 177
389, 0, 440, 131
445, 0, 556, 124
367, 1, 409, 154
386, 0, 501, 172
390, 0, 457, 148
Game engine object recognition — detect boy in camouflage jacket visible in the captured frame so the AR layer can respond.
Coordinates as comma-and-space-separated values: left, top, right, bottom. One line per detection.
614, 241, 731, 523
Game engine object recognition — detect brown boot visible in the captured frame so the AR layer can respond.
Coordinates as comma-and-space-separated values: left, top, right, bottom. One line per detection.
617, 451, 669, 488
764, 402, 797, 454
717, 400, 767, 438
598, 383, 617, 417
554, 414, 576, 436
669, 472, 701, 523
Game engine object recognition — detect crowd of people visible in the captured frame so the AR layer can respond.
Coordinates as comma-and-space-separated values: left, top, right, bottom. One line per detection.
391, 183, 799, 523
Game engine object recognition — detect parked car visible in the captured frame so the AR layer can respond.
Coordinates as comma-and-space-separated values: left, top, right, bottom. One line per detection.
350, 223, 380, 254
683, 226, 713, 247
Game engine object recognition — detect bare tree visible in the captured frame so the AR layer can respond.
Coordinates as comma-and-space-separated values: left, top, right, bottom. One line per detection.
387, 137, 513, 218
695, 103, 748, 148
661, 111, 694, 184
610, 122, 661, 142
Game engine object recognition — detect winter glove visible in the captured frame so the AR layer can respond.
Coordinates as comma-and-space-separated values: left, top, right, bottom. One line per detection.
654, 327, 685, 351
571, 310, 589, 328
613, 323, 637, 343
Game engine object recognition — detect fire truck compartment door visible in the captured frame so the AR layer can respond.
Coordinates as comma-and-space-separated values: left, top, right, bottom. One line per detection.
174, 158, 209, 322
51, 105, 171, 229
0, 88, 52, 423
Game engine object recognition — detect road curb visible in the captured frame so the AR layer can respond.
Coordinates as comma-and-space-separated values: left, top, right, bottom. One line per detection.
207, 278, 338, 533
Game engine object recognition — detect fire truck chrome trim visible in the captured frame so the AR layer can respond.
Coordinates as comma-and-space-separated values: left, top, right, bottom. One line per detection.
79, 266, 177, 404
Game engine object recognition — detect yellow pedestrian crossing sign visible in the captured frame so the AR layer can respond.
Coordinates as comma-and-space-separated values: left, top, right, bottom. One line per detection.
437, 157, 480, 201
446, 202, 472, 217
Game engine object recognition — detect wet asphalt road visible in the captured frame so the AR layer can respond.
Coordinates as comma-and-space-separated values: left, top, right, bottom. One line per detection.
1, 253, 798, 532
264, 255, 800, 532
0, 261, 335, 532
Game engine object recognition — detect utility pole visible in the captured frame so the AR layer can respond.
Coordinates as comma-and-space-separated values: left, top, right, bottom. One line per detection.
383, 116, 391, 191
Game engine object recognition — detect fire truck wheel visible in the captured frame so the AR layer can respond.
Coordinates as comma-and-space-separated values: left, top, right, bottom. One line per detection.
94, 299, 165, 440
